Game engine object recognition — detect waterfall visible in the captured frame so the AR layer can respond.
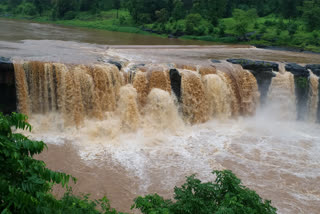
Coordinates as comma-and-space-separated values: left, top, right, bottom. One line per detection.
266, 71, 297, 120
308, 71, 319, 122
12, 60, 320, 130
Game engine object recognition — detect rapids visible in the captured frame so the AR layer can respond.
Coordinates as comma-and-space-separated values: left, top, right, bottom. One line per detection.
12, 59, 320, 214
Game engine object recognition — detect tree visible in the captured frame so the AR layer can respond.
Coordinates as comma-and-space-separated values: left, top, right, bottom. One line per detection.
52, 0, 76, 19
280, 0, 303, 19
232, 8, 257, 38
113, 0, 120, 18
207, 0, 227, 26
132, 170, 277, 214
0, 112, 73, 213
301, 0, 320, 31
155, 8, 168, 24
7, 0, 20, 10
185, 13, 204, 35
171, 0, 185, 20
33, 0, 50, 15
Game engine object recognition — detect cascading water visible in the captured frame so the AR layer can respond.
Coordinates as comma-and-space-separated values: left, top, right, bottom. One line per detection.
266, 71, 297, 120
308, 71, 319, 122
202, 73, 232, 119
11, 59, 320, 214
14, 60, 264, 126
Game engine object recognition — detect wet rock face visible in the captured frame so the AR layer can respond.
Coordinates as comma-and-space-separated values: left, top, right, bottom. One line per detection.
306, 64, 320, 77
107, 60, 123, 70
0, 57, 16, 114
169, 69, 182, 102
285, 63, 309, 77
227, 59, 279, 71
97, 58, 127, 70
227, 59, 278, 104
249, 70, 276, 104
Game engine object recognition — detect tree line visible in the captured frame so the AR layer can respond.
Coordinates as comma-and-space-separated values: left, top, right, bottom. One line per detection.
0, 0, 320, 39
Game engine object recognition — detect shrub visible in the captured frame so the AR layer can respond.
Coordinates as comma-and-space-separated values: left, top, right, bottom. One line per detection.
119, 15, 126, 25
277, 19, 287, 30
15, 2, 37, 16
64, 11, 77, 20
185, 13, 211, 36
264, 20, 276, 27
132, 170, 277, 214
288, 22, 298, 37
232, 9, 258, 37
185, 13, 204, 35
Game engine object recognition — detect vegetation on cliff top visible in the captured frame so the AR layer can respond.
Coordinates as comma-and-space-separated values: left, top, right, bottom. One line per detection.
0, 0, 320, 52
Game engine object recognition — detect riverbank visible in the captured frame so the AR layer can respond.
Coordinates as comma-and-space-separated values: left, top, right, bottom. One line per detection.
1, 11, 320, 54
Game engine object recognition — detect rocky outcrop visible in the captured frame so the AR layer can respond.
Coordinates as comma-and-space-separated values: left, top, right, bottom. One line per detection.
97, 58, 128, 70
227, 59, 279, 72
169, 69, 182, 102
306, 64, 320, 77
107, 59, 123, 70
227, 59, 278, 104
285, 63, 309, 77
0, 57, 16, 114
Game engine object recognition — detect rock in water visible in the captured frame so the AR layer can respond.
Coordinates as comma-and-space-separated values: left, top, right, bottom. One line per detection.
285, 63, 309, 77
227, 59, 279, 71
306, 64, 320, 77
0, 57, 16, 114
170, 69, 182, 102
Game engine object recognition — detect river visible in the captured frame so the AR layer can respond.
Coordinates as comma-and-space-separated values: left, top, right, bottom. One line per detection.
2, 19, 320, 214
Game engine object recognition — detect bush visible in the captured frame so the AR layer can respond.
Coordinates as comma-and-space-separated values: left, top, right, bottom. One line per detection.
185, 13, 207, 35
15, 2, 37, 16
132, 170, 277, 214
264, 20, 276, 27
64, 11, 77, 20
288, 22, 298, 37
277, 19, 287, 30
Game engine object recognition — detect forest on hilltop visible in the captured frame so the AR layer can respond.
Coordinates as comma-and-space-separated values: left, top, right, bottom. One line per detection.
0, 0, 320, 51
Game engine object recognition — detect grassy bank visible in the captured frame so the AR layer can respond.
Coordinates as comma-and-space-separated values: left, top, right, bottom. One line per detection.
1, 8, 320, 53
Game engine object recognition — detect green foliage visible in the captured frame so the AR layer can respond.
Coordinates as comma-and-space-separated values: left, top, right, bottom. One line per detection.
301, 0, 320, 31
295, 77, 309, 89
171, 0, 184, 20
185, 13, 208, 35
132, 170, 277, 214
15, 2, 37, 16
233, 9, 258, 37
0, 112, 122, 214
155, 8, 168, 24
288, 22, 298, 37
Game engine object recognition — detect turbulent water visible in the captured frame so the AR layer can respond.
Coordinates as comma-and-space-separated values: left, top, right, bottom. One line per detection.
14, 60, 320, 214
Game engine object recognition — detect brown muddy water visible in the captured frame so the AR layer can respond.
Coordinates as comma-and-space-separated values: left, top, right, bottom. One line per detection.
2, 19, 320, 213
